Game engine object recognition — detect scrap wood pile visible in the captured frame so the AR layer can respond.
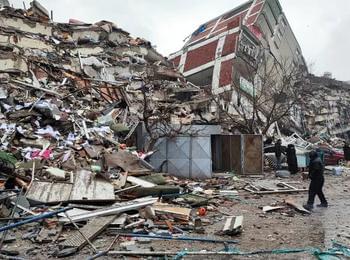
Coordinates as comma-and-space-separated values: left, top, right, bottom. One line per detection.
0, 164, 246, 258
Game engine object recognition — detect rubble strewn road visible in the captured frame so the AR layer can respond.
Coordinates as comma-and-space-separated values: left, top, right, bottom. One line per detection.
0, 1, 349, 260
317, 173, 350, 248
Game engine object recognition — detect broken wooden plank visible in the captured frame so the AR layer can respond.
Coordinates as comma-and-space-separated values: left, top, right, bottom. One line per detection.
243, 187, 256, 193
249, 184, 260, 191
223, 217, 234, 232
262, 206, 286, 213
69, 170, 115, 202
60, 215, 116, 250
127, 176, 155, 188
285, 199, 311, 214
113, 172, 128, 189
278, 182, 298, 190
233, 216, 243, 231
244, 186, 307, 195
59, 197, 157, 223
26, 181, 72, 204
26, 170, 115, 204
110, 214, 127, 227
114, 185, 140, 194
124, 219, 145, 229
152, 203, 191, 221
11, 79, 62, 97
10, 201, 38, 216
63, 212, 97, 253
217, 190, 238, 196
222, 216, 243, 235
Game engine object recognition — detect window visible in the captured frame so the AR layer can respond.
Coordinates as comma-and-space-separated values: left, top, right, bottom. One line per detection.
281, 17, 287, 27
293, 106, 299, 118
296, 48, 301, 56
293, 59, 298, 67
261, 13, 273, 36
275, 32, 280, 41
277, 28, 283, 39
279, 28, 283, 36
267, 3, 278, 25
269, 0, 282, 19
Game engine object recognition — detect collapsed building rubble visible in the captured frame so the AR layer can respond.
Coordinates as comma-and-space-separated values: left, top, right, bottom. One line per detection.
301, 74, 350, 138
0, 1, 217, 180
0, 2, 236, 258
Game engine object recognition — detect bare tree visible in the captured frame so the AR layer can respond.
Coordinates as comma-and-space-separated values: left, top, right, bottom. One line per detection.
140, 80, 188, 152
213, 52, 306, 135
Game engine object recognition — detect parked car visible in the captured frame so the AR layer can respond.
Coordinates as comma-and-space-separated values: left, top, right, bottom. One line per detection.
317, 147, 344, 165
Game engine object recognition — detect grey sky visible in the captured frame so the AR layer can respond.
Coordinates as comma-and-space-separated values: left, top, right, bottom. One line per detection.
10, 0, 350, 80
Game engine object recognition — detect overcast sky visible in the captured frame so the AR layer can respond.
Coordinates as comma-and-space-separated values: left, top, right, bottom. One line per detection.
10, 0, 350, 81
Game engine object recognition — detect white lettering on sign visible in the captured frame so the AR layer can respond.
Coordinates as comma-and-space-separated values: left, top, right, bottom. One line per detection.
240, 76, 255, 97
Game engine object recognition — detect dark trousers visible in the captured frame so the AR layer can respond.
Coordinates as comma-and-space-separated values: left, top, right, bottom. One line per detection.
276, 156, 282, 170
307, 178, 327, 206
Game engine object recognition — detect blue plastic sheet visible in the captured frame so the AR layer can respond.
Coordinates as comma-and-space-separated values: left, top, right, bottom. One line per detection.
193, 24, 206, 36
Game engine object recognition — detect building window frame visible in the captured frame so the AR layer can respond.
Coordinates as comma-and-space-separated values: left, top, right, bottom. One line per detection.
266, 2, 278, 25
281, 17, 287, 27
277, 28, 283, 39
261, 12, 274, 37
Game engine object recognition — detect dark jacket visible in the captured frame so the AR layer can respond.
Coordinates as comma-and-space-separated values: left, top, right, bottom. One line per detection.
286, 145, 298, 173
343, 145, 350, 161
309, 157, 324, 181
275, 142, 282, 158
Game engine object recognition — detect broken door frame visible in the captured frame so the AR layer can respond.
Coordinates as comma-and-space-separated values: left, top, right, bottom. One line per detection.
212, 134, 263, 175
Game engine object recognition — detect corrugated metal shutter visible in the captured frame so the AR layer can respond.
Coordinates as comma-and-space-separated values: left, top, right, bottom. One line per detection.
150, 136, 212, 179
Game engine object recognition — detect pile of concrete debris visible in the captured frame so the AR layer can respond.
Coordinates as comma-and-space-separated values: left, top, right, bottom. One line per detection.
1, 2, 349, 259
0, 2, 213, 188
301, 74, 350, 138
0, 2, 227, 258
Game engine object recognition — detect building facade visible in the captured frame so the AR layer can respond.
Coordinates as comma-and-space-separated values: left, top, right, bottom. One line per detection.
169, 0, 307, 132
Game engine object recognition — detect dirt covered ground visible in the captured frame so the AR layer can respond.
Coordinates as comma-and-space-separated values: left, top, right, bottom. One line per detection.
2, 171, 349, 260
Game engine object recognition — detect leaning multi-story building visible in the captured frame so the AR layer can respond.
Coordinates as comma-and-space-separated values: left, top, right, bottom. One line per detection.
169, 0, 307, 133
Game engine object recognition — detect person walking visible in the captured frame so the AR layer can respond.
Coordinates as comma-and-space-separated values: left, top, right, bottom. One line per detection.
286, 144, 298, 174
275, 139, 283, 170
343, 142, 350, 162
304, 151, 328, 211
